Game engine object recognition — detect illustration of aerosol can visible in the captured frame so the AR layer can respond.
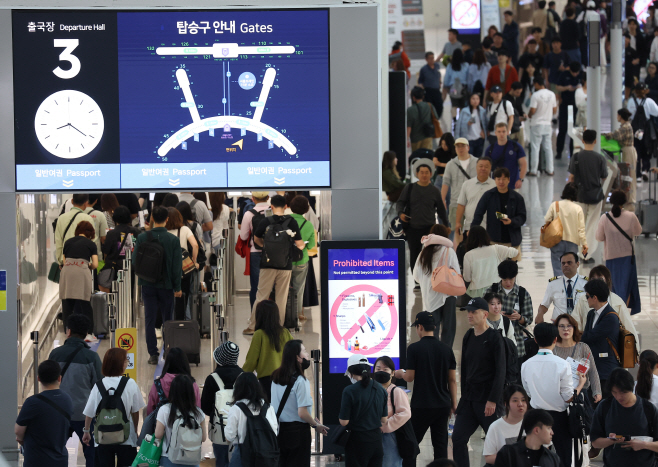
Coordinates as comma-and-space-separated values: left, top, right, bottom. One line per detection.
362, 293, 365, 305
358, 297, 361, 307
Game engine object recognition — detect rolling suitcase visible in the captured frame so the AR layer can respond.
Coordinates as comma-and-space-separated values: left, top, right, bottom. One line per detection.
90, 292, 110, 338
194, 292, 213, 337
284, 286, 299, 331
163, 320, 201, 365
637, 171, 658, 237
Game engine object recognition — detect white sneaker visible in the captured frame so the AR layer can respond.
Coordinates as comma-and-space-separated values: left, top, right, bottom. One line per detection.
84, 334, 98, 343
155, 328, 162, 339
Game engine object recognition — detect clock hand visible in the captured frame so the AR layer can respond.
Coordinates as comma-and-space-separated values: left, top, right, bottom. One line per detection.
69, 124, 87, 137
56, 124, 70, 130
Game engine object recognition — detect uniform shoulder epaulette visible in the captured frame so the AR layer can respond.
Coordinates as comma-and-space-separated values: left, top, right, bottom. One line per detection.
549, 276, 559, 282
583, 276, 588, 280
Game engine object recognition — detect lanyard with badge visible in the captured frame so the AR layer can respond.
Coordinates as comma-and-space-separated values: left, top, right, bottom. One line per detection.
563, 276, 578, 313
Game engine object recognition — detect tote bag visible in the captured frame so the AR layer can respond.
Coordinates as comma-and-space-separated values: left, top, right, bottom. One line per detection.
431, 248, 466, 296
540, 201, 563, 249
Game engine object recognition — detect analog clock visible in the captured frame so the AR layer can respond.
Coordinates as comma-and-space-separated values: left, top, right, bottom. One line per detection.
34, 90, 105, 159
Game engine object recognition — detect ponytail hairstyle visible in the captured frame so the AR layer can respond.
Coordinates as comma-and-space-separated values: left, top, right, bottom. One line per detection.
609, 190, 626, 218
347, 363, 372, 388
419, 224, 451, 275
636, 350, 658, 399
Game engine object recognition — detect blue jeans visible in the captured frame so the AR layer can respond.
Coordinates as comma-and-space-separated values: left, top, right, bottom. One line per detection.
213, 443, 229, 467
249, 252, 262, 310
70, 419, 96, 467
142, 285, 174, 356
228, 444, 242, 467
382, 432, 403, 467
161, 455, 199, 467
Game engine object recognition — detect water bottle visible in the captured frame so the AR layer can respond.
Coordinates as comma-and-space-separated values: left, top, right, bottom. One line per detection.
448, 414, 456, 436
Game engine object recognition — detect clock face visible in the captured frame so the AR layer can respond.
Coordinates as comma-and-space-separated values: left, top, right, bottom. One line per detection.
34, 90, 105, 159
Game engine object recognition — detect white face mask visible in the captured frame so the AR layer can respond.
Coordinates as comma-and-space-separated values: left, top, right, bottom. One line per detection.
349, 376, 358, 385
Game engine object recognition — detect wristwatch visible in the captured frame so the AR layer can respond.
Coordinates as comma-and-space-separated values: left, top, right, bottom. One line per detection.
520, 178, 525, 182
82, 428, 90, 433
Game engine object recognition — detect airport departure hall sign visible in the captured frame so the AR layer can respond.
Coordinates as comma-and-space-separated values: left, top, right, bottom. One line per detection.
12, 10, 330, 191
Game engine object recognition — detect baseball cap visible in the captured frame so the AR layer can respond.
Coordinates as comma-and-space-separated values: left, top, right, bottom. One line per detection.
410, 311, 435, 327
454, 137, 470, 146
465, 297, 489, 312
251, 191, 269, 198
490, 85, 503, 93
344, 354, 373, 376
635, 82, 649, 92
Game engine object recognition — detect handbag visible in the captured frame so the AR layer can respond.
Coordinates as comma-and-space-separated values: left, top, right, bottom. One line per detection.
431, 248, 466, 296
430, 103, 443, 138
137, 379, 167, 445
178, 229, 196, 276
326, 383, 375, 447
540, 201, 564, 249
390, 387, 420, 460
20, 259, 38, 284
131, 434, 163, 467
49, 211, 82, 283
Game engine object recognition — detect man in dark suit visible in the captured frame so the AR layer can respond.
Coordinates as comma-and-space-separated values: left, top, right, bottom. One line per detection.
581, 279, 620, 400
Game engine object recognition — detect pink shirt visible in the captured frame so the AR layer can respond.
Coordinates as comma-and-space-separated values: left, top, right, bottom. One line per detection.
595, 210, 642, 260
147, 372, 202, 415
381, 384, 411, 433
239, 202, 270, 253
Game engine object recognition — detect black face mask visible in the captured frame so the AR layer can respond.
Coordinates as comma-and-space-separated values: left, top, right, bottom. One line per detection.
301, 358, 311, 370
374, 371, 392, 384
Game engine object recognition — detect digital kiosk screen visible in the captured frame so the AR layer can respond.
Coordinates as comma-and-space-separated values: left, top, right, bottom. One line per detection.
12, 9, 330, 191
326, 247, 403, 374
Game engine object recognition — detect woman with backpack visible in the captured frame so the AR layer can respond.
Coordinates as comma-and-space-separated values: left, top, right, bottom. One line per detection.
154, 374, 207, 467
147, 348, 202, 416
201, 342, 244, 467
81, 348, 146, 467
177, 201, 207, 315
339, 355, 388, 467
554, 313, 602, 404
271, 340, 328, 467
595, 190, 642, 314
373, 356, 411, 467
225, 372, 279, 467
243, 301, 293, 402
99, 206, 141, 293
412, 225, 460, 347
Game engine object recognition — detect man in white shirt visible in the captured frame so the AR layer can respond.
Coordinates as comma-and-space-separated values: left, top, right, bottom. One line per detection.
528, 77, 558, 176
537, 252, 588, 323
442, 138, 479, 246
455, 156, 496, 236
486, 86, 515, 144
521, 322, 586, 467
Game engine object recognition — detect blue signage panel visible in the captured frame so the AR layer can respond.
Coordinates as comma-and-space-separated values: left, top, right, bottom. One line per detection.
12, 9, 330, 191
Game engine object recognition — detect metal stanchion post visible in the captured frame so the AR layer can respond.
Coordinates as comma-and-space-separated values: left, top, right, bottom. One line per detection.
311, 349, 321, 454
109, 281, 117, 348
227, 213, 235, 305
610, 0, 623, 131
116, 269, 125, 329
586, 14, 602, 154
31, 331, 39, 395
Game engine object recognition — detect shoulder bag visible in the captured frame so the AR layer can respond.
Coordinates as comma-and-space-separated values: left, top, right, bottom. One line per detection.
137, 379, 167, 445
417, 103, 435, 138
390, 386, 420, 459
430, 104, 443, 138
540, 201, 564, 248
431, 248, 466, 296
326, 383, 375, 447
178, 229, 197, 277
603, 309, 639, 368
49, 211, 83, 283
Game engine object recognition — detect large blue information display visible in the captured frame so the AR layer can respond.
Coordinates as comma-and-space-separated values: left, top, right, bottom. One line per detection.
12, 10, 330, 191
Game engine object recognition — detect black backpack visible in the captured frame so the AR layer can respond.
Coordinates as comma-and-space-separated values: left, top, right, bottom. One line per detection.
249, 208, 271, 251
497, 317, 520, 385
568, 389, 592, 467
134, 231, 166, 283
261, 217, 294, 269
236, 401, 279, 467
632, 97, 649, 136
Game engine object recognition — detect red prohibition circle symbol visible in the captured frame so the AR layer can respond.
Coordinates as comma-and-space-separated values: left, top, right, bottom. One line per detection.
118, 333, 134, 351
452, 0, 479, 28
330, 284, 398, 356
